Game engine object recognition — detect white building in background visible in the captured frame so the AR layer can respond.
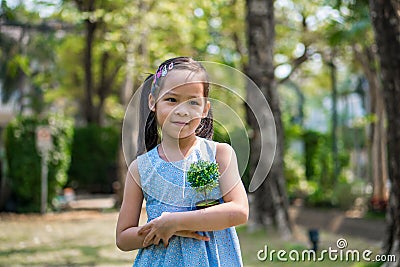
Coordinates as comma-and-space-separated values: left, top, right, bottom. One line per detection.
0, 81, 18, 129
0, 102, 16, 129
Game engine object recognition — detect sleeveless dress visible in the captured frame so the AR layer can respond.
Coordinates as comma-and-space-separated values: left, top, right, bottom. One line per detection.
134, 136, 243, 267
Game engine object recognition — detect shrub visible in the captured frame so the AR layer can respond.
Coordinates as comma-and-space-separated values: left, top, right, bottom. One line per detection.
4, 114, 73, 212
67, 124, 119, 193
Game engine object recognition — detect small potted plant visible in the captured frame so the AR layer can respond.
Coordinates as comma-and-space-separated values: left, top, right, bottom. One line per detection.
186, 160, 220, 209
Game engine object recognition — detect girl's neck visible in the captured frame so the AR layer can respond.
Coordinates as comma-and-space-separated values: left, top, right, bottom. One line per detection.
159, 135, 198, 162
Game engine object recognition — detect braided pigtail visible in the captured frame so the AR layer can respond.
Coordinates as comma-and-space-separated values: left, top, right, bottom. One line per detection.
137, 74, 159, 156
196, 109, 214, 140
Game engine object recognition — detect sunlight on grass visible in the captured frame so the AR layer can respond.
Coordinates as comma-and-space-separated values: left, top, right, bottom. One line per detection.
0, 212, 135, 266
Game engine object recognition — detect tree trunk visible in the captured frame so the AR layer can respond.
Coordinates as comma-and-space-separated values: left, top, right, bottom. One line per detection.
353, 45, 389, 210
75, 0, 121, 126
329, 57, 340, 184
116, 0, 153, 206
95, 51, 121, 125
83, 1, 96, 124
116, 28, 136, 207
245, 0, 291, 237
368, 60, 389, 209
369, 0, 400, 264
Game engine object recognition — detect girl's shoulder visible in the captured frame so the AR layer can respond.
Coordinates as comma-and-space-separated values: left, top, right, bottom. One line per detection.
135, 146, 158, 163
198, 137, 236, 164
215, 142, 237, 167
132, 147, 158, 181
215, 141, 233, 152
127, 159, 141, 185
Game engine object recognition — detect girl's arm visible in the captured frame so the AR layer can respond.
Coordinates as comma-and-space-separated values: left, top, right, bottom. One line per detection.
116, 160, 147, 251
139, 143, 249, 247
116, 160, 210, 251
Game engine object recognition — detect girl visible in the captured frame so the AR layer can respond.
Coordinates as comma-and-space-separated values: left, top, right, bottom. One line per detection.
116, 57, 249, 267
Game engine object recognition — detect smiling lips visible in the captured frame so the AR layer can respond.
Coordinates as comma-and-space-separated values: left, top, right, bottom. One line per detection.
172, 121, 189, 126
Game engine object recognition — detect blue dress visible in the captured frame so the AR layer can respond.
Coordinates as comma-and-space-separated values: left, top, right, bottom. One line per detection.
134, 137, 243, 267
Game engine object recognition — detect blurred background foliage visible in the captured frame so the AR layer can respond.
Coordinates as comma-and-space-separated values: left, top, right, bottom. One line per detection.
0, 0, 388, 213
67, 124, 119, 194
3, 114, 73, 212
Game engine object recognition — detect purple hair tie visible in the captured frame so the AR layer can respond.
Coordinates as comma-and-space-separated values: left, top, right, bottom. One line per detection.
151, 62, 174, 94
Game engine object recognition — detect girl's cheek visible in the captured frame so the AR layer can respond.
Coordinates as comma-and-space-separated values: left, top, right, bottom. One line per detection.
189, 110, 202, 118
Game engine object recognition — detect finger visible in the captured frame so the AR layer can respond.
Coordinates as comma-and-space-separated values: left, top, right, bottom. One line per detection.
138, 228, 150, 236
143, 230, 156, 247
188, 232, 210, 241
138, 224, 151, 235
142, 241, 152, 248
194, 234, 210, 241
153, 236, 161, 246
162, 238, 169, 248
143, 237, 154, 247
179, 231, 195, 238
175, 231, 209, 241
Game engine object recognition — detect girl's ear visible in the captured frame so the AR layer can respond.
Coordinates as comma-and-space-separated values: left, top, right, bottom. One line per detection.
202, 100, 211, 118
148, 94, 156, 112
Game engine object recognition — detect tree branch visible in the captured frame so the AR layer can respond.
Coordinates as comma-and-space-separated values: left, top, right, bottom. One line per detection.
276, 47, 311, 84
0, 19, 75, 33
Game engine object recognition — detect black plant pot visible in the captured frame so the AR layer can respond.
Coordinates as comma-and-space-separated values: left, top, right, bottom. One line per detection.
195, 199, 220, 209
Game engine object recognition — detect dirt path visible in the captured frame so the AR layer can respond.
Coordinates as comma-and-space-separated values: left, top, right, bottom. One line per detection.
290, 206, 385, 242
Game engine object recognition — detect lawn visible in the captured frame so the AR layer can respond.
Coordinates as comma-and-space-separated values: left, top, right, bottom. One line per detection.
0, 211, 135, 267
0, 210, 384, 267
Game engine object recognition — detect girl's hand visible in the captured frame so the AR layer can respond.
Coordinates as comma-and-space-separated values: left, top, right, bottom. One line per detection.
138, 212, 176, 247
174, 230, 210, 241
138, 213, 211, 247
137, 226, 151, 247
139, 229, 209, 247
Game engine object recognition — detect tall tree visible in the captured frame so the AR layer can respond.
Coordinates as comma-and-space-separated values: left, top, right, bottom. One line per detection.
116, 0, 155, 206
329, 0, 389, 210
369, 0, 400, 263
245, 0, 291, 236
62, 0, 123, 125
75, 0, 96, 124
353, 44, 389, 208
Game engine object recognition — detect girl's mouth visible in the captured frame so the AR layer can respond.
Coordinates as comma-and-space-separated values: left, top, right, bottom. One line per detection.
172, 121, 189, 126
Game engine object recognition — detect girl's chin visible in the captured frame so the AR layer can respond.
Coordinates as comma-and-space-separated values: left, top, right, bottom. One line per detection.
163, 130, 196, 140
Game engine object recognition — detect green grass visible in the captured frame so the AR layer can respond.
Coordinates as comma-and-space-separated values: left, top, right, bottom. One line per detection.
0, 211, 386, 267
0, 211, 135, 267
364, 210, 386, 220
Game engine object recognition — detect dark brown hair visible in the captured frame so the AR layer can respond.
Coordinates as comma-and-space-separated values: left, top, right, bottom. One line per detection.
137, 57, 213, 156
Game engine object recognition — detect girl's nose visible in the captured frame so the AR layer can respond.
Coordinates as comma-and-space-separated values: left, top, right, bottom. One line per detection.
174, 103, 189, 116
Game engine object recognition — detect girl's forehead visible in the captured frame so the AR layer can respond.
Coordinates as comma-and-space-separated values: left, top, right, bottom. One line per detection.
159, 81, 204, 97
162, 69, 206, 92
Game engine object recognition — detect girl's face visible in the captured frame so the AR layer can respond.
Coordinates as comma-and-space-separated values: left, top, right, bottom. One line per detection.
149, 69, 210, 140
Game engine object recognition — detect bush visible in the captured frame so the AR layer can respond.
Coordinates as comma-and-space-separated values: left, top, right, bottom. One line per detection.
67, 125, 119, 193
303, 131, 353, 207
4, 114, 73, 212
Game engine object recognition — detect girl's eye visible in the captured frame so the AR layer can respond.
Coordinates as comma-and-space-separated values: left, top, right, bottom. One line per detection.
165, 98, 176, 102
189, 100, 200, 105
